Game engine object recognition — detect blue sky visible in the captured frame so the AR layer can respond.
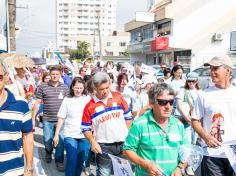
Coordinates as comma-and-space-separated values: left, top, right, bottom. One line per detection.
16, 0, 148, 55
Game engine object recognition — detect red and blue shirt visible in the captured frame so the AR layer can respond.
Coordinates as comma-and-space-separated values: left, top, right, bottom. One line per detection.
82, 91, 132, 143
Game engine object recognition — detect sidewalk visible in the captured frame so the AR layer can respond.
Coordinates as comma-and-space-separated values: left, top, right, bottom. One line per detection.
33, 126, 96, 176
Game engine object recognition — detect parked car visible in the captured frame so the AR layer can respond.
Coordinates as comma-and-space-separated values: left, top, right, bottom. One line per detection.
192, 66, 236, 89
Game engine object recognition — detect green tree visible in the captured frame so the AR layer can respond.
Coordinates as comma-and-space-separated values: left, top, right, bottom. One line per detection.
69, 41, 91, 61
123, 49, 130, 57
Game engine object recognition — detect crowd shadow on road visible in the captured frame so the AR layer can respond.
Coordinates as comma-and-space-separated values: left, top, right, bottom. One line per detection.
34, 126, 96, 176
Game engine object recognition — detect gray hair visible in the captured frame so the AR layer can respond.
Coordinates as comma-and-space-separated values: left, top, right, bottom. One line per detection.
92, 71, 110, 88
148, 83, 175, 104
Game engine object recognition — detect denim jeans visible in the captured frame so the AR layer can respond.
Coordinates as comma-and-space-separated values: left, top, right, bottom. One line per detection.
201, 156, 236, 176
96, 142, 125, 176
64, 137, 91, 176
43, 121, 64, 163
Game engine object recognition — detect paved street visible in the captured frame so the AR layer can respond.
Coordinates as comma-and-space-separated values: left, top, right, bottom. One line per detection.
33, 125, 96, 176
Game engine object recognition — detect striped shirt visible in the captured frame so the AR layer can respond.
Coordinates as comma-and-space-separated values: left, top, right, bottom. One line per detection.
0, 89, 33, 176
36, 81, 69, 121
81, 91, 133, 143
123, 110, 188, 176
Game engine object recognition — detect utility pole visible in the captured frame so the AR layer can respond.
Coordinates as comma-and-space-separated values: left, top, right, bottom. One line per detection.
96, 10, 103, 60
8, 0, 16, 52
93, 29, 96, 60
6, 0, 11, 52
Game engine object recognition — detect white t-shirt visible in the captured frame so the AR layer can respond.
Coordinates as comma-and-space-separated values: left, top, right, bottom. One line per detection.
192, 85, 236, 158
169, 78, 185, 94
175, 88, 202, 116
57, 95, 91, 139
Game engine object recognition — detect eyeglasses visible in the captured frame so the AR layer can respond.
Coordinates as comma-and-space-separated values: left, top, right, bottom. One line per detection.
187, 80, 197, 83
0, 74, 3, 81
155, 99, 174, 106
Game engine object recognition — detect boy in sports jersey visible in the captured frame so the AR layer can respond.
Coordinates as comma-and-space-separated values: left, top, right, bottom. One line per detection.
81, 71, 133, 176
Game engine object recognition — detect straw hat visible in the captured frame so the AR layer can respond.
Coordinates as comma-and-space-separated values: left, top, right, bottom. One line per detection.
0, 53, 34, 68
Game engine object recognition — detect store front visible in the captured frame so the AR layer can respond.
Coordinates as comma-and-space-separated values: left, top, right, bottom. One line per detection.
151, 36, 192, 71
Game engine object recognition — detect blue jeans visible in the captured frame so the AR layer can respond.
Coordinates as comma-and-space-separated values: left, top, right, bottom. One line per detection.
64, 137, 91, 176
43, 121, 64, 163
96, 142, 125, 176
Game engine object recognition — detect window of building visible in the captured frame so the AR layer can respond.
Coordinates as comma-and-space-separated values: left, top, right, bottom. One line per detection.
119, 42, 126, 46
157, 20, 172, 36
106, 51, 113, 56
119, 52, 125, 56
107, 42, 111, 46
143, 26, 153, 40
131, 30, 141, 43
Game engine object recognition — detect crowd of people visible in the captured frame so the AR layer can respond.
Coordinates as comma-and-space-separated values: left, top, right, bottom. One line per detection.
0, 55, 236, 176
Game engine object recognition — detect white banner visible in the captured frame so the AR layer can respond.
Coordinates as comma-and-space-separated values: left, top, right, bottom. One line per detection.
108, 154, 133, 176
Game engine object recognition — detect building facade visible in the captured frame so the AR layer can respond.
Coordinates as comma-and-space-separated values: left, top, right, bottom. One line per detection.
125, 0, 236, 71
75, 31, 130, 60
56, 0, 116, 50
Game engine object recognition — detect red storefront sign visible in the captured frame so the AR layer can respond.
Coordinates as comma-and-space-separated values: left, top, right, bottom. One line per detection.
151, 36, 169, 51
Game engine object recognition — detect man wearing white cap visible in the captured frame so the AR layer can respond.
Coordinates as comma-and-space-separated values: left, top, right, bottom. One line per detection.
192, 55, 236, 176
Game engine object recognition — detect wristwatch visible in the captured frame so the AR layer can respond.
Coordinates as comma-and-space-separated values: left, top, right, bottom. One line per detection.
25, 167, 34, 174
177, 165, 186, 175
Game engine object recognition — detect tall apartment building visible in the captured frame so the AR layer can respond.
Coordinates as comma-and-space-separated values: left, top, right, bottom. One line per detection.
56, 0, 117, 50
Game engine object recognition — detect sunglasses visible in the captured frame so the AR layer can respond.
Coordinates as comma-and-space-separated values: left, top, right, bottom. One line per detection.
0, 75, 3, 81
187, 80, 197, 83
155, 99, 174, 106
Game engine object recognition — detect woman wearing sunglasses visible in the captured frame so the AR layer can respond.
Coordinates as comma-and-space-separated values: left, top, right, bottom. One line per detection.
174, 72, 202, 144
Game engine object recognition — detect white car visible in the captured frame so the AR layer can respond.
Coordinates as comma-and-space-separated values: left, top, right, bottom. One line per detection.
192, 66, 236, 89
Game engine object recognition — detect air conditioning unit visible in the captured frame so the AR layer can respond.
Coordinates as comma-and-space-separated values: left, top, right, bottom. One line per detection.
137, 32, 143, 42
213, 33, 224, 41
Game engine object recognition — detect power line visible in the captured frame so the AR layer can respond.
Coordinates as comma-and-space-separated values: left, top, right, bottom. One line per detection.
24, 29, 58, 35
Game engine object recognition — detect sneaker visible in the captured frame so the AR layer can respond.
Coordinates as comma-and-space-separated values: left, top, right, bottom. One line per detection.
45, 152, 52, 163
84, 167, 94, 176
56, 162, 65, 172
